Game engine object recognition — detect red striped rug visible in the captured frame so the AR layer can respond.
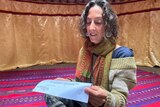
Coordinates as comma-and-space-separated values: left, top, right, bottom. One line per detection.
0, 67, 75, 107
126, 70, 160, 107
0, 67, 160, 107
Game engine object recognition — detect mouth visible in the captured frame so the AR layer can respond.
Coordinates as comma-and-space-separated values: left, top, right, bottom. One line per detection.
89, 33, 96, 36
89, 34, 97, 41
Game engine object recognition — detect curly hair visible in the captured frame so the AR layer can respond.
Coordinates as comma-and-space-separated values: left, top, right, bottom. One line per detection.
79, 0, 119, 41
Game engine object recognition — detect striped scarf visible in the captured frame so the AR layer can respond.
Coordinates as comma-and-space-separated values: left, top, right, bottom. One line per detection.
76, 38, 115, 89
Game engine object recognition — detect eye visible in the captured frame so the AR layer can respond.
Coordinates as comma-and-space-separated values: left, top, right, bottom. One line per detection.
94, 19, 103, 25
86, 19, 91, 25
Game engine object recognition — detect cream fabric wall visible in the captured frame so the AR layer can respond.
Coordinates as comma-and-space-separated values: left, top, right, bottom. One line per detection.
114, 0, 160, 67
0, 0, 159, 71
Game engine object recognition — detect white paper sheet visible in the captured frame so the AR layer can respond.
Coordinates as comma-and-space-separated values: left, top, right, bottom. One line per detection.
32, 80, 92, 103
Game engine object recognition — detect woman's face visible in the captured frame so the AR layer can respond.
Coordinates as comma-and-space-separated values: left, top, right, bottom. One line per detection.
86, 5, 105, 45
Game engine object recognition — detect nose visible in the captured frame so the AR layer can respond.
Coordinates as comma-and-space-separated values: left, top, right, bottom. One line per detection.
89, 21, 96, 31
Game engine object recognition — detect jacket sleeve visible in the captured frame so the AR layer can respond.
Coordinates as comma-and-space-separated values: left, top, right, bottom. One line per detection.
104, 57, 137, 107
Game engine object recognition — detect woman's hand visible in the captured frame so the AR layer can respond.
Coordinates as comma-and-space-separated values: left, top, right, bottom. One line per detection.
54, 78, 71, 81
85, 86, 107, 107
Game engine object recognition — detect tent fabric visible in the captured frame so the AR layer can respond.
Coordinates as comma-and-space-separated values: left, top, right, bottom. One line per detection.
0, 0, 160, 71
13, 0, 143, 4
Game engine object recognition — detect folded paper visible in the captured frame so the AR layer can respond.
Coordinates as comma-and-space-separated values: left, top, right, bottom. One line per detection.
33, 80, 92, 103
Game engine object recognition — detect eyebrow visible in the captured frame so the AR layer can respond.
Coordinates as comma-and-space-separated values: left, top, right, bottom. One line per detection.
87, 17, 103, 20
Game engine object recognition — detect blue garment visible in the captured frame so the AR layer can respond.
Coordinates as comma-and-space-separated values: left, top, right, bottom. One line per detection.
112, 46, 134, 58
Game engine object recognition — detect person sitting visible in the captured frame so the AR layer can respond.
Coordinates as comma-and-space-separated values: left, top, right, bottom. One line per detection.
45, 0, 137, 107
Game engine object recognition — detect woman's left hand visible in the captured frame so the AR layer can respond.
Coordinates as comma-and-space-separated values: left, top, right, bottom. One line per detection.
85, 86, 107, 107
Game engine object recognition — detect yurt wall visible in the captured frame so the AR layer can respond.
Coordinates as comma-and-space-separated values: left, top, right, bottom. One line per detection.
0, 0, 159, 71
114, 0, 160, 67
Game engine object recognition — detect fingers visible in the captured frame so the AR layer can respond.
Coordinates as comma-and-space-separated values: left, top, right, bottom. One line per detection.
85, 87, 97, 96
85, 86, 107, 107
85, 86, 107, 97
54, 78, 70, 81
89, 95, 106, 107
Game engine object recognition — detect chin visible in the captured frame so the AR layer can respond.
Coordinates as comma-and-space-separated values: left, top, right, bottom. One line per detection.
89, 39, 99, 44
91, 41, 98, 45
